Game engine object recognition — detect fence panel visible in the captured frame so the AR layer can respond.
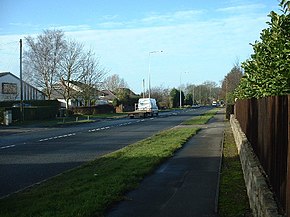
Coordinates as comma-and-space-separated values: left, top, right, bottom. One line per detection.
235, 95, 289, 214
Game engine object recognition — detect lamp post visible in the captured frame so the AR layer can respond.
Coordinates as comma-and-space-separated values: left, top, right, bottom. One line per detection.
192, 85, 195, 105
179, 72, 188, 109
148, 50, 163, 98
20, 39, 24, 121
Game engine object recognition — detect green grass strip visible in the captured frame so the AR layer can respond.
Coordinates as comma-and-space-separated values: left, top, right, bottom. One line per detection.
218, 124, 252, 217
0, 127, 199, 217
182, 108, 219, 125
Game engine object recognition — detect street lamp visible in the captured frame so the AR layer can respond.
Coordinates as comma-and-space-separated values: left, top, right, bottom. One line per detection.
148, 50, 163, 98
180, 72, 189, 108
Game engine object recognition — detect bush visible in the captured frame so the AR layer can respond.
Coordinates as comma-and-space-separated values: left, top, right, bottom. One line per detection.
72, 104, 115, 115
226, 104, 235, 120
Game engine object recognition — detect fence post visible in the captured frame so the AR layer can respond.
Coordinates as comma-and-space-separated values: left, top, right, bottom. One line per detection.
287, 95, 290, 216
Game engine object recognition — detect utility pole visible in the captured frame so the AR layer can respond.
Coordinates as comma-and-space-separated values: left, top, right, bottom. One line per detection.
179, 74, 182, 109
142, 79, 145, 98
192, 85, 195, 105
20, 39, 24, 121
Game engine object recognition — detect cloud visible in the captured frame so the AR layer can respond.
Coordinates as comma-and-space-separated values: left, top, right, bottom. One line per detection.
97, 21, 126, 29
95, 9, 204, 29
141, 9, 204, 24
216, 3, 266, 13
0, 3, 272, 92
64, 7, 268, 92
48, 24, 92, 32
100, 14, 119, 21
9, 22, 39, 28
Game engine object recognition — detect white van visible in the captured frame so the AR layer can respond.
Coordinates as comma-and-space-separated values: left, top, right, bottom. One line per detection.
128, 98, 159, 118
137, 98, 159, 116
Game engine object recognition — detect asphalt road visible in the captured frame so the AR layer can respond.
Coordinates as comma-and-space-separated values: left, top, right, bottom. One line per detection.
0, 107, 211, 198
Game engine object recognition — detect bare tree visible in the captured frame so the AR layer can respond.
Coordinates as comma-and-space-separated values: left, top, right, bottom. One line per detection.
24, 29, 66, 99
185, 81, 220, 105
221, 63, 243, 103
58, 40, 84, 108
103, 74, 128, 93
149, 85, 170, 108
78, 50, 107, 106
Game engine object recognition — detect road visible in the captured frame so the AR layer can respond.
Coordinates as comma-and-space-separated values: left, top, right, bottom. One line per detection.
0, 107, 211, 198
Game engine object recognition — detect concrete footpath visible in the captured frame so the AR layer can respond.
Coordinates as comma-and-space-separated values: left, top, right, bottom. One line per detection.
106, 110, 226, 217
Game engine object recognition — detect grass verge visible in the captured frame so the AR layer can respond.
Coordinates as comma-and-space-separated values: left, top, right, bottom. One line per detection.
12, 113, 128, 127
218, 122, 252, 217
0, 127, 199, 217
182, 108, 219, 125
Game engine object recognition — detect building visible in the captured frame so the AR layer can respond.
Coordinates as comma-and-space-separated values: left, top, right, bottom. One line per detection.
50, 80, 111, 108
0, 72, 46, 101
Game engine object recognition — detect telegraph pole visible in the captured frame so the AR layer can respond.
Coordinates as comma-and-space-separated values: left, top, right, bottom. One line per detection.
142, 79, 145, 98
20, 39, 24, 121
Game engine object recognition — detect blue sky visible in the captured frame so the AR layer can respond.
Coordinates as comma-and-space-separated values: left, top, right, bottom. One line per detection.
0, 0, 280, 93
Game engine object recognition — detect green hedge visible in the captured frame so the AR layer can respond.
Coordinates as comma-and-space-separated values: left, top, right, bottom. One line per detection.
11, 106, 59, 121
72, 104, 115, 115
0, 100, 61, 122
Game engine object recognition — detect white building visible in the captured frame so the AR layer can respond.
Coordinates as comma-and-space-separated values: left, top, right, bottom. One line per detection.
0, 72, 46, 101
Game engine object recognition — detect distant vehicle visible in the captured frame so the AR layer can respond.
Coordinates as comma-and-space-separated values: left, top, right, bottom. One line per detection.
128, 98, 158, 118
212, 101, 217, 107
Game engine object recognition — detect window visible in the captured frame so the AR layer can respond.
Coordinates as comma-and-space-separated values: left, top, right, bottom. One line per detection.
2, 83, 17, 94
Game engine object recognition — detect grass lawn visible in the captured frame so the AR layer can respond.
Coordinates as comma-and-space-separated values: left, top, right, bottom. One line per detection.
0, 127, 199, 217
182, 108, 219, 125
12, 113, 128, 127
218, 122, 252, 217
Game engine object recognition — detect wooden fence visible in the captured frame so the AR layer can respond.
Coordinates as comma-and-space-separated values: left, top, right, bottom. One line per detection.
235, 95, 289, 215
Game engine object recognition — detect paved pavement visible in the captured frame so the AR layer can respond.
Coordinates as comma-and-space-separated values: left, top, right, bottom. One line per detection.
106, 109, 225, 217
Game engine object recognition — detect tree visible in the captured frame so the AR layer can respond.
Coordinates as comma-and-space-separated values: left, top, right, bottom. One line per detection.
78, 50, 107, 106
185, 81, 220, 105
169, 88, 179, 108
184, 93, 193, 105
221, 63, 243, 104
103, 74, 128, 92
58, 40, 84, 108
24, 29, 108, 106
115, 88, 139, 107
148, 85, 170, 108
235, 1, 290, 99
24, 29, 66, 99
281, 0, 290, 13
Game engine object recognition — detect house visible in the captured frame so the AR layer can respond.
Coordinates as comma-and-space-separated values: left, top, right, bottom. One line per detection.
50, 80, 117, 108
0, 72, 46, 101
99, 89, 118, 104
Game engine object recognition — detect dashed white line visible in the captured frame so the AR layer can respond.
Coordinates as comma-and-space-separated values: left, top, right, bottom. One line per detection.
39, 133, 76, 142
0, 145, 16, 150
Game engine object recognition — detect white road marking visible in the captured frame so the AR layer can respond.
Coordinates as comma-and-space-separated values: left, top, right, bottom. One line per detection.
39, 133, 76, 142
0, 145, 16, 150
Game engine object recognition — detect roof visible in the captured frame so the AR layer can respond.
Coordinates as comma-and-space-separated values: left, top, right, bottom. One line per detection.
0, 72, 14, 78
0, 72, 46, 95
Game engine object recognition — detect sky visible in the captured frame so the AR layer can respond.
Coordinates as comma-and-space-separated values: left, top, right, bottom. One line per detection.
0, 0, 280, 93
